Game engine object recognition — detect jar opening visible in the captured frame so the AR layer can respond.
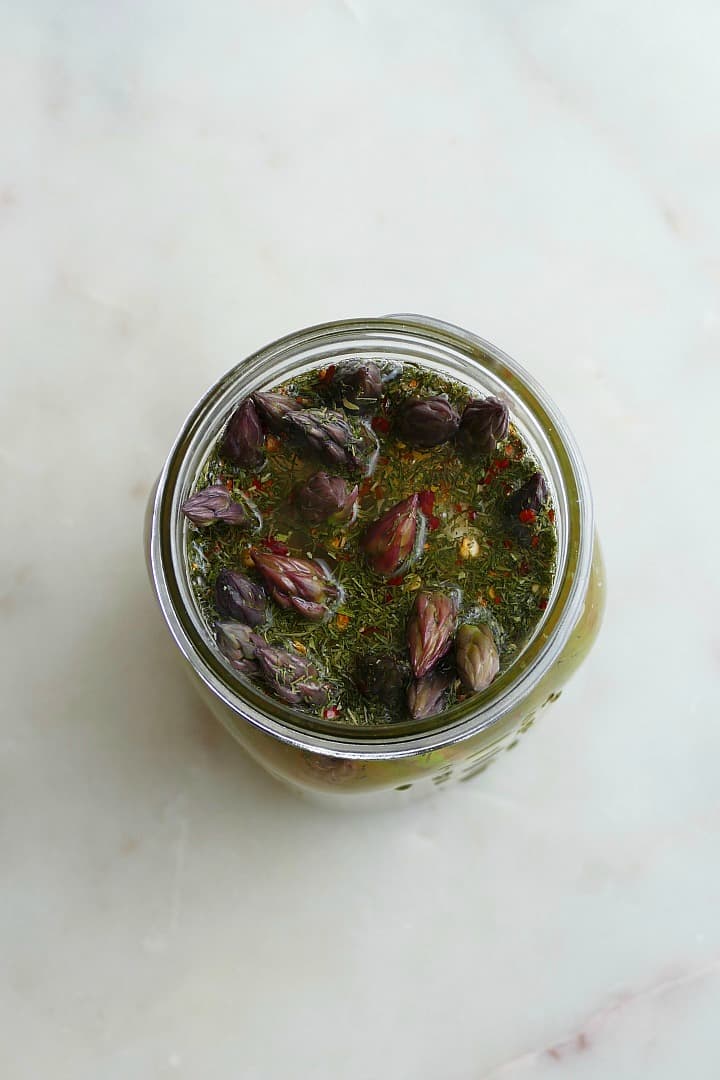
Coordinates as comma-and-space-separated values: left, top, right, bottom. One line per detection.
150, 316, 593, 759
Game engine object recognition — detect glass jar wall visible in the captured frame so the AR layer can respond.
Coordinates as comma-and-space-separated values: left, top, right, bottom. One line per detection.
146, 316, 604, 799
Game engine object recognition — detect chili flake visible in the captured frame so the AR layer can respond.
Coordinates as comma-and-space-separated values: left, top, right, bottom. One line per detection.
317, 365, 336, 386
418, 489, 436, 515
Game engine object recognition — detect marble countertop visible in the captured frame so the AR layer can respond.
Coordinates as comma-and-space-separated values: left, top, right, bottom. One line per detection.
3, 3, 719, 1077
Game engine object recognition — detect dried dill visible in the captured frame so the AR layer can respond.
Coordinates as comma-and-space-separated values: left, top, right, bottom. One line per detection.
185, 362, 557, 726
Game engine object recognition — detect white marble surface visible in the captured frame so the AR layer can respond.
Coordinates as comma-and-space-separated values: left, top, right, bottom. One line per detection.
2, 2, 719, 1077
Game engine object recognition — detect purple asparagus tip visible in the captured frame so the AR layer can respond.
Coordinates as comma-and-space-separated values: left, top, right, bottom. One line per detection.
330, 361, 383, 415
360, 494, 424, 577
457, 397, 509, 456
214, 569, 268, 626
407, 669, 452, 720
252, 391, 301, 433
284, 407, 377, 472
250, 547, 342, 621
220, 398, 265, 467
506, 472, 549, 517
455, 623, 500, 692
181, 484, 248, 527
354, 653, 409, 709
253, 639, 331, 707
295, 471, 359, 526
406, 589, 459, 678
215, 620, 261, 676
396, 396, 460, 447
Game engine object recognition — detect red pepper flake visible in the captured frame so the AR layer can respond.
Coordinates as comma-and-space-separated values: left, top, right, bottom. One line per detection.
317, 365, 336, 386
224, 478, 234, 492
373, 486, 385, 500
467, 509, 477, 523
323, 705, 340, 720
530, 534, 539, 549
518, 509, 537, 524
387, 575, 404, 587
361, 626, 379, 636
454, 502, 464, 513
519, 559, 530, 574
418, 489, 435, 515
264, 538, 289, 555
251, 476, 273, 492
503, 483, 513, 495
428, 514, 441, 531
548, 509, 555, 523
496, 457, 510, 471
483, 471, 494, 485
493, 593, 502, 605
502, 538, 513, 550
371, 415, 391, 434
538, 597, 548, 610
384, 591, 393, 603
359, 479, 373, 498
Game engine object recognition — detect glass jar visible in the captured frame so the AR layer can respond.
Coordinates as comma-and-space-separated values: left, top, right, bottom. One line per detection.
146, 316, 604, 802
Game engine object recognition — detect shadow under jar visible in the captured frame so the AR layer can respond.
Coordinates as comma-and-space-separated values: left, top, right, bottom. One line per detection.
146, 316, 605, 803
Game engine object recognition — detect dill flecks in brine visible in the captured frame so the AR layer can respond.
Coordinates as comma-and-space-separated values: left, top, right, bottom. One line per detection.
182, 360, 557, 727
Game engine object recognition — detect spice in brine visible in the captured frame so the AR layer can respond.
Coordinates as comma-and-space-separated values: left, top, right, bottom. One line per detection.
183, 360, 557, 726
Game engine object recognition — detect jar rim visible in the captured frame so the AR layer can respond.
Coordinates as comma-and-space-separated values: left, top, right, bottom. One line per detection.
150, 315, 594, 760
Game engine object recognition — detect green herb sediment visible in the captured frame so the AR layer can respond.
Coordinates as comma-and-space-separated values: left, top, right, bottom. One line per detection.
186, 362, 557, 726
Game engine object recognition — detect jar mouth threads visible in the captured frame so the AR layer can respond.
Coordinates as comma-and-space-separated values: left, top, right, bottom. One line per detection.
150, 316, 594, 760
